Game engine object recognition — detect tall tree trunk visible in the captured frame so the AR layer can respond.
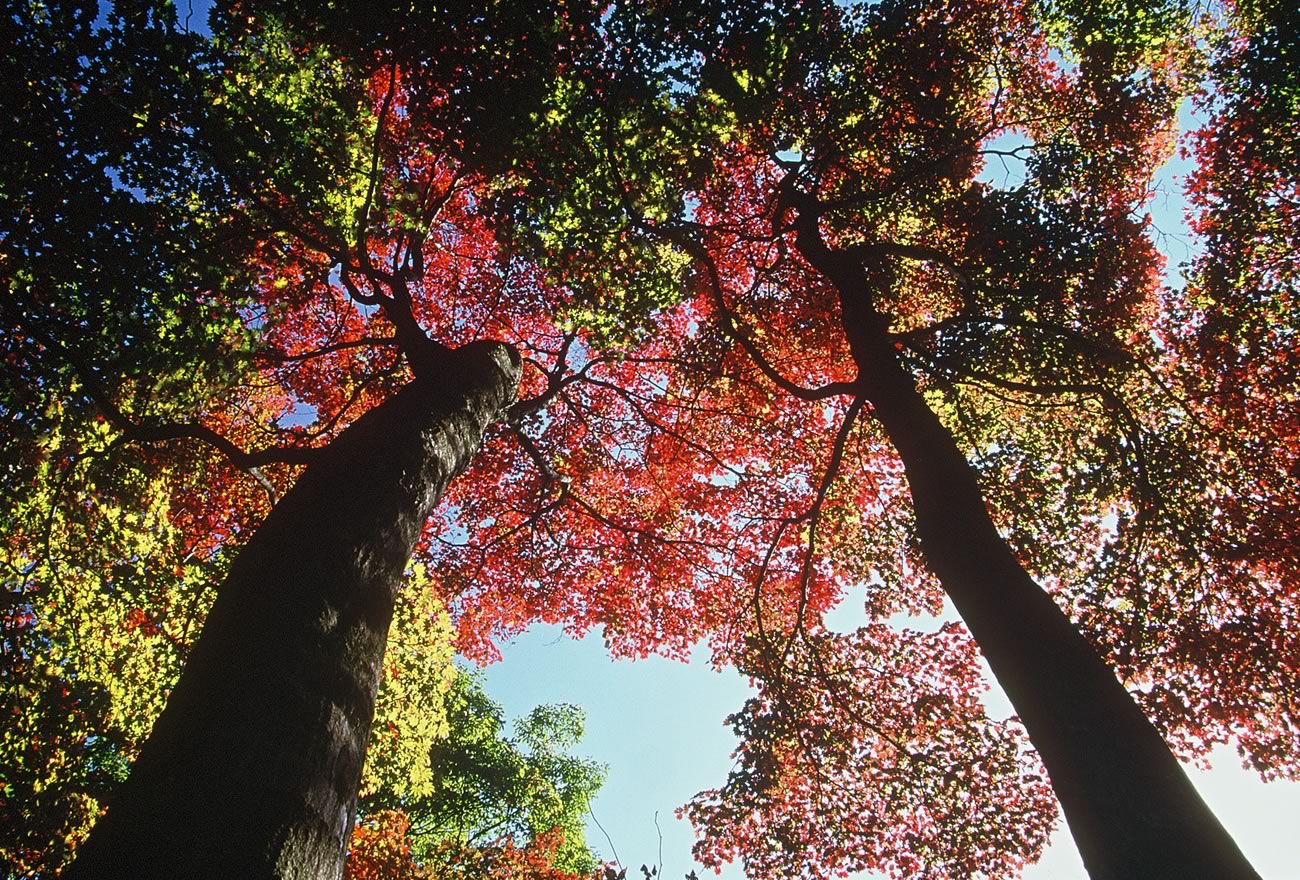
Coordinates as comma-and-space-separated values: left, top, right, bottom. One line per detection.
795, 228, 1260, 880
65, 342, 520, 880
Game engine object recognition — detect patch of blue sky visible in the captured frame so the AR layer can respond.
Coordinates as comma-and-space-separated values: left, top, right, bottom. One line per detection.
429, 503, 470, 548
238, 303, 266, 331
275, 397, 317, 429
977, 129, 1033, 191
329, 263, 382, 319
102, 165, 148, 203
484, 626, 752, 880
172, 0, 213, 36
1147, 99, 1203, 290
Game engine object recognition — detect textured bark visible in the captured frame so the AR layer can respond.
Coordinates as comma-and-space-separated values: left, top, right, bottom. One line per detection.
65, 342, 519, 880
795, 226, 1261, 880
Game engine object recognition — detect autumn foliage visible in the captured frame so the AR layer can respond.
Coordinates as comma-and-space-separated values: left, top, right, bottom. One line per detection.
345, 815, 585, 880
4, 0, 1297, 877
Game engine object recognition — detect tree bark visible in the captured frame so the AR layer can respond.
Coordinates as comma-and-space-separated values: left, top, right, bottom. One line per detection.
795, 226, 1260, 880
64, 341, 520, 880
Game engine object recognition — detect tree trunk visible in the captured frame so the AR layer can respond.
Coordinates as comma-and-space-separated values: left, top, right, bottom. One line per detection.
796, 228, 1260, 880
65, 342, 519, 880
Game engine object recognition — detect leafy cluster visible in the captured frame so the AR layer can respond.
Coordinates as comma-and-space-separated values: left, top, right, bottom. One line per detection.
687, 625, 1055, 880
0, 420, 224, 875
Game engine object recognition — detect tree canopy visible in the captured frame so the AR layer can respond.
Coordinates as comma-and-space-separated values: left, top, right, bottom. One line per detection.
2, 0, 1296, 878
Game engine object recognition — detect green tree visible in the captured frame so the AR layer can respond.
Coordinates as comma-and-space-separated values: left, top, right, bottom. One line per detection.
351, 671, 605, 879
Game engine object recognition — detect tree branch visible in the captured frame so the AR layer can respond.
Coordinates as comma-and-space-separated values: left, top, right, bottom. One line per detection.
649, 222, 858, 402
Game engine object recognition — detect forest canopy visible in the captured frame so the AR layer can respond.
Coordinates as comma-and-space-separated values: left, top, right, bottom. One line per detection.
1, 0, 1296, 878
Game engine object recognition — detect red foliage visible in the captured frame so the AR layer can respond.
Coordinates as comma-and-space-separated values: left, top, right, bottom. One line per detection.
345, 811, 422, 880
344, 812, 587, 880
1149, 0, 1300, 778
686, 624, 1056, 880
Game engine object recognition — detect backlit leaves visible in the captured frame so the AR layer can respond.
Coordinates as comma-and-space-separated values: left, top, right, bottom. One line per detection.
687, 625, 1055, 879
353, 670, 605, 879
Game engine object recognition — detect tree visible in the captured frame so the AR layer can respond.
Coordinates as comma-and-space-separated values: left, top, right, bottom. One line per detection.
6, 1, 1296, 878
2, 1, 274, 870
6, 1, 622, 877
347, 670, 605, 880
611, 2, 1285, 877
